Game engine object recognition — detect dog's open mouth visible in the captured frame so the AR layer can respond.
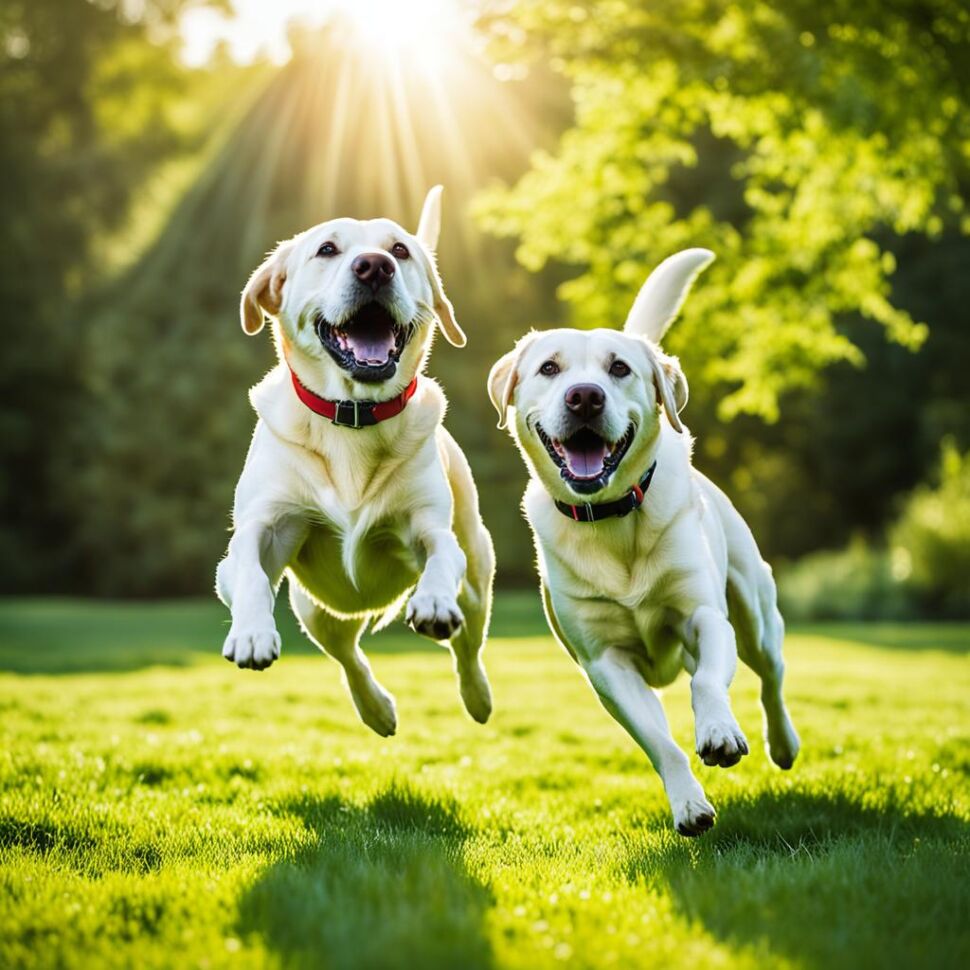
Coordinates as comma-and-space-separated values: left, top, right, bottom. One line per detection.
536, 423, 636, 494
317, 303, 414, 383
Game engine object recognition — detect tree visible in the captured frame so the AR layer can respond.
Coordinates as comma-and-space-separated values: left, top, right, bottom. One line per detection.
0, 0, 208, 590
475, 0, 970, 420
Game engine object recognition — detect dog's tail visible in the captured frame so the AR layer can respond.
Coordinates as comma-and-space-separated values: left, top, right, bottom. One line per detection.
623, 248, 715, 343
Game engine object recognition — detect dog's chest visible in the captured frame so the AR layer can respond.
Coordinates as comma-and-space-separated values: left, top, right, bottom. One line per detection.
546, 522, 668, 609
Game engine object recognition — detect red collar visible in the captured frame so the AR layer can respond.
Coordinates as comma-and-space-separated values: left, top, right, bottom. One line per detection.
289, 368, 419, 428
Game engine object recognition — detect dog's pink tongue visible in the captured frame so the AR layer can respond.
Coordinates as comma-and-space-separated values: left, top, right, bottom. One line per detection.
346, 329, 395, 365
563, 437, 608, 479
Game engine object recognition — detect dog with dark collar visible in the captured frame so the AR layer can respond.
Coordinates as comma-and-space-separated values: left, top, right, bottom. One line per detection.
216, 188, 494, 735
487, 250, 799, 835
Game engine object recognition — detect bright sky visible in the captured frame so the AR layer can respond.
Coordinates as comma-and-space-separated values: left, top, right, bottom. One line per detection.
179, 0, 473, 66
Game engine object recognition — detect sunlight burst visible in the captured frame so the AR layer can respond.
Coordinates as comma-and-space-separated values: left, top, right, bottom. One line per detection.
180, 0, 474, 70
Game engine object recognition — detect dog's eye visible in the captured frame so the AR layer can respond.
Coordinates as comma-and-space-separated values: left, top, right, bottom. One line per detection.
391, 242, 410, 260
316, 241, 339, 258
539, 360, 560, 377
609, 359, 631, 378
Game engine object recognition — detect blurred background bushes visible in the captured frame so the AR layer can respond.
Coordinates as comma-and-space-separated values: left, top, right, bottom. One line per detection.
779, 441, 970, 620
2, 0, 968, 617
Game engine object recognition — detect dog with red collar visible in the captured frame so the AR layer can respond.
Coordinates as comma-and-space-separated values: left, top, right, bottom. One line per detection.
216, 188, 494, 735
487, 250, 800, 835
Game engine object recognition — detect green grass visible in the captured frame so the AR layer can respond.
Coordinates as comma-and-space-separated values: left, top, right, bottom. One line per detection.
0, 593, 967, 970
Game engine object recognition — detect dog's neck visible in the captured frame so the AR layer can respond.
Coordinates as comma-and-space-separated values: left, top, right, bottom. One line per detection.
250, 363, 444, 505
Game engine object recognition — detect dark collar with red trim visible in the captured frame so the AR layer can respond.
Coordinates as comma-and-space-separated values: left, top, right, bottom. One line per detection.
555, 461, 657, 522
289, 368, 418, 428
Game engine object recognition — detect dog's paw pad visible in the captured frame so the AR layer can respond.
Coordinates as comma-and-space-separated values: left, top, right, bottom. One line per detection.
405, 592, 464, 641
696, 718, 749, 768
674, 797, 717, 837
223, 627, 280, 671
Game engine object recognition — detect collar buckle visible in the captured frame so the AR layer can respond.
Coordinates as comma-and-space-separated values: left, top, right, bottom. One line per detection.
332, 399, 361, 428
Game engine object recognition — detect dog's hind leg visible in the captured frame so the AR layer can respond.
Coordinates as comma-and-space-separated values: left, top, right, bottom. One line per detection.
448, 521, 494, 724
729, 567, 800, 769
289, 581, 397, 737
440, 430, 494, 724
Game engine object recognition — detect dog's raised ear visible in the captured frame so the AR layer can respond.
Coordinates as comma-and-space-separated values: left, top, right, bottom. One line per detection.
624, 248, 714, 343
646, 345, 689, 434
240, 241, 293, 335
488, 333, 536, 430
413, 187, 464, 346
416, 184, 443, 252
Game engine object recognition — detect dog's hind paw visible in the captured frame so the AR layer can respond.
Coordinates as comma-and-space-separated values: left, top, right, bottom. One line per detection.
223, 626, 280, 671
348, 677, 398, 737
406, 592, 464, 641
458, 662, 493, 724
766, 717, 800, 770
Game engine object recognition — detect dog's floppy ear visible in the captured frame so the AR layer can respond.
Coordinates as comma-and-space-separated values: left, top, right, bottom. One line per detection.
624, 248, 714, 343
416, 184, 443, 252
240, 242, 292, 335
488, 333, 536, 430
647, 345, 689, 434
415, 242, 466, 348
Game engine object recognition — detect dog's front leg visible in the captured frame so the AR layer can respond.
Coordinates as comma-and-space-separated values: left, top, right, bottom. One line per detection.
405, 507, 466, 641
583, 647, 716, 836
216, 515, 305, 670
682, 605, 749, 767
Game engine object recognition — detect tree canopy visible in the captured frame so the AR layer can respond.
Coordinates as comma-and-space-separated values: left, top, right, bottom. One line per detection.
475, 0, 970, 419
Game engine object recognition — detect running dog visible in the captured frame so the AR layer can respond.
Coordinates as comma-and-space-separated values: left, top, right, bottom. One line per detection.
487, 250, 799, 834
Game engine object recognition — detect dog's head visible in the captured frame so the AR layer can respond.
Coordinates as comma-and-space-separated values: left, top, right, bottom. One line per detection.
240, 186, 463, 395
488, 249, 713, 501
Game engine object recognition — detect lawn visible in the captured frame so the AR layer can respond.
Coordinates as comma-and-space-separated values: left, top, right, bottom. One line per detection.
0, 593, 967, 970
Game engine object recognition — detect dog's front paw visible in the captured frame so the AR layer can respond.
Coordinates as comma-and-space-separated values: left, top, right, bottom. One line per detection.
406, 591, 464, 641
696, 714, 749, 768
672, 794, 717, 837
223, 626, 280, 671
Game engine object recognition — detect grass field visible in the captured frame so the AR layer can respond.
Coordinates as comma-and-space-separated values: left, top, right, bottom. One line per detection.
1, 593, 967, 970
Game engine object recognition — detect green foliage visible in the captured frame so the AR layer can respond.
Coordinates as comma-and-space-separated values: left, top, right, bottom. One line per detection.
892, 440, 970, 614
475, 0, 970, 420
0, 0, 215, 590
777, 538, 917, 621
1, 596, 968, 968
778, 441, 970, 619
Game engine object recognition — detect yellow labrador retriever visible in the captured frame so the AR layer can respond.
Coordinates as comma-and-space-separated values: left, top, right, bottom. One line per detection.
217, 188, 494, 735
487, 250, 799, 835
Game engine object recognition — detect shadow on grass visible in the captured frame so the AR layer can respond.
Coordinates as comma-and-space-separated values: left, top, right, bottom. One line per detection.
623, 788, 970, 970
238, 783, 493, 970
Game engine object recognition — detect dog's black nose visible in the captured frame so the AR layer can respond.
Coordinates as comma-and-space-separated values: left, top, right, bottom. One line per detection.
352, 252, 396, 291
565, 383, 605, 421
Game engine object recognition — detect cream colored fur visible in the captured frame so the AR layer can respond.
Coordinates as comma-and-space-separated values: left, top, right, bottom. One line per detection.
488, 250, 799, 835
217, 188, 494, 735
